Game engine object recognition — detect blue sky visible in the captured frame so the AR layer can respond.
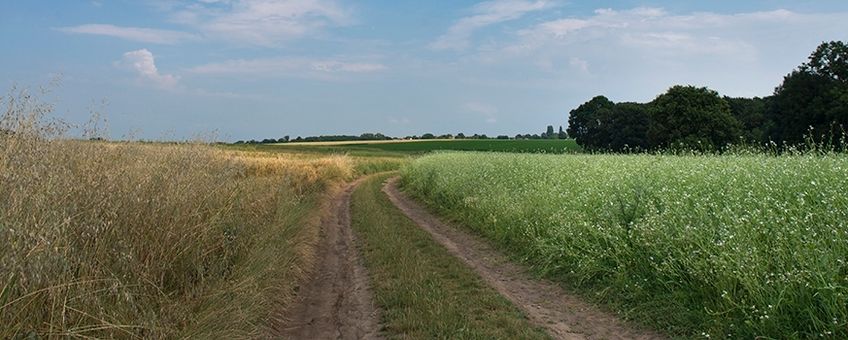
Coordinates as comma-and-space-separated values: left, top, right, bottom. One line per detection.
2, 1, 848, 140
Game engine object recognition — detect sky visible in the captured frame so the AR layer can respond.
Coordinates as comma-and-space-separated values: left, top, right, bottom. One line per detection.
2, 1, 848, 141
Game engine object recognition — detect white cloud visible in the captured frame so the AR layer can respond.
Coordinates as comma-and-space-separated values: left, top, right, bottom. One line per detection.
506, 7, 810, 58
170, 0, 350, 46
453, 7, 848, 100
62, 0, 349, 47
58, 24, 198, 44
432, 0, 553, 50
118, 49, 180, 89
189, 57, 386, 78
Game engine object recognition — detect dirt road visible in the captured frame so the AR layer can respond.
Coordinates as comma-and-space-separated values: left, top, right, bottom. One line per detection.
277, 177, 382, 339
383, 177, 664, 340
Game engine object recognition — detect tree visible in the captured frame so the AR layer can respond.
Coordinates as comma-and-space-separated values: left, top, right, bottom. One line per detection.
604, 102, 651, 151
567, 96, 615, 147
456, 133, 466, 139
767, 41, 848, 145
545, 125, 555, 139
558, 126, 567, 139
648, 86, 742, 150
421, 133, 436, 139
725, 97, 768, 143
803, 41, 848, 83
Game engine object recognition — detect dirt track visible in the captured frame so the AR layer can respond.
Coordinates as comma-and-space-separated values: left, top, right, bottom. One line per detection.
383, 177, 664, 340
278, 177, 382, 339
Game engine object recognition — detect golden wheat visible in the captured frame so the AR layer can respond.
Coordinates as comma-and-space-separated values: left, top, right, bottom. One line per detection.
0, 89, 353, 338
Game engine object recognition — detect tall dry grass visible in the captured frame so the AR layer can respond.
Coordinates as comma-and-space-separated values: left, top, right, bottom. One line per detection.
0, 88, 353, 338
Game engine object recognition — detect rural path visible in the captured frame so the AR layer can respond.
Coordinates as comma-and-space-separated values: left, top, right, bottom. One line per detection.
383, 177, 664, 340
277, 176, 382, 340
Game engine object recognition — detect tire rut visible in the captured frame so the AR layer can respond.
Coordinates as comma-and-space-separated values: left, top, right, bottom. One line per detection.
277, 177, 382, 340
383, 177, 664, 340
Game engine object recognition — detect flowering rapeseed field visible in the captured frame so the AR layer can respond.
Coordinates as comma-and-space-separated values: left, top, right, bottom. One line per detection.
401, 152, 848, 338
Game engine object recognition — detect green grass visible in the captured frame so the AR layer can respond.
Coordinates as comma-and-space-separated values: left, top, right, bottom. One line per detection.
350, 173, 549, 339
401, 152, 848, 338
240, 139, 581, 156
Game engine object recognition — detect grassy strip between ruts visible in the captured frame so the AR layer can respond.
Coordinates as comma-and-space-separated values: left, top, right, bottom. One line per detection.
350, 173, 550, 339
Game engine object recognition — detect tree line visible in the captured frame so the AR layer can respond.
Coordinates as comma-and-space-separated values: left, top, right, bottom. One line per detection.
234, 125, 569, 144
567, 41, 848, 152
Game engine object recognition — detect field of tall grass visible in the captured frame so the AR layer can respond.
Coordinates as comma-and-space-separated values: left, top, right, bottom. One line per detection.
0, 90, 356, 338
401, 152, 848, 338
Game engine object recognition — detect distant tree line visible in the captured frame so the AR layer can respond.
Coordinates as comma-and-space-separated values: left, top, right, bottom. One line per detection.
567, 41, 848, 152
234, 132, 393, 145
234, 125, 571, 145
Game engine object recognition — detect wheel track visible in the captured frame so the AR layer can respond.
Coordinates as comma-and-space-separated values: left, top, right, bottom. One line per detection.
383, 177, 665, 340
277, 176, 382, 340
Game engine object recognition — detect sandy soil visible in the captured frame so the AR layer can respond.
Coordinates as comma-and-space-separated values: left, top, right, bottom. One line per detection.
383, 177, 665, 340
277, 177, 382, 339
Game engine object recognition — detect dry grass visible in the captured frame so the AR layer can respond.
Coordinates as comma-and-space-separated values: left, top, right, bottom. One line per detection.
0, 88, 353, 338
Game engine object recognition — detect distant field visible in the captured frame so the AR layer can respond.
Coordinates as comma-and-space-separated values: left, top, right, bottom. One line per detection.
258, 139, 581, 155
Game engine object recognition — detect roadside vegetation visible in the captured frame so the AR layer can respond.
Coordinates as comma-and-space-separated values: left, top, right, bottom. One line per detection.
401, 151, 848, 338
0, 89, 375, 338
350, 174, 549, 339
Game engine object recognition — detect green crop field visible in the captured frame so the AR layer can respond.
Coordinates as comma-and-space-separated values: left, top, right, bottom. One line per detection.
252, 139, 581, 156
400, 152, 848, 338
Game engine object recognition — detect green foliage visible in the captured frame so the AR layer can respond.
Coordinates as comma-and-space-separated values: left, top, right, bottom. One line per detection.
725, 96, 768, 143
803, 41, 848, 83
566, 41, 848, 151
545, 125, 555, 139
648, 85, 742, 150
401, 152, 848, 338
768, 41, 848, 146
604, 102, 652, 151
567, 98, 651, 151
567, 95, 615, 147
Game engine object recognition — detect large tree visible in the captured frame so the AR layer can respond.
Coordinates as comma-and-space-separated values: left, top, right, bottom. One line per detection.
648, 86, 742, 150
567, 96, 615, 148
767, 41, 848, 145
604, 102, 651, 151
725, 96, 768, 143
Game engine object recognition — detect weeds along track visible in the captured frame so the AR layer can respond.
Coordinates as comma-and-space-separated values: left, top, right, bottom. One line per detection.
384, 177, 663, 340
277, 176, 382, 339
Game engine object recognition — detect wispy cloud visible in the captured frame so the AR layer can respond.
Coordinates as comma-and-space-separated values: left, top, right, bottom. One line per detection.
505, 8, 803, 58
117, 49, 180, 89
189, 57, 386, 78
459, 7, 848, 99
170, 0, 351, 47
61, 0, 350, 47
432, 0, 553, 50
463, 101, 499, 124
58, 24, 198, 44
